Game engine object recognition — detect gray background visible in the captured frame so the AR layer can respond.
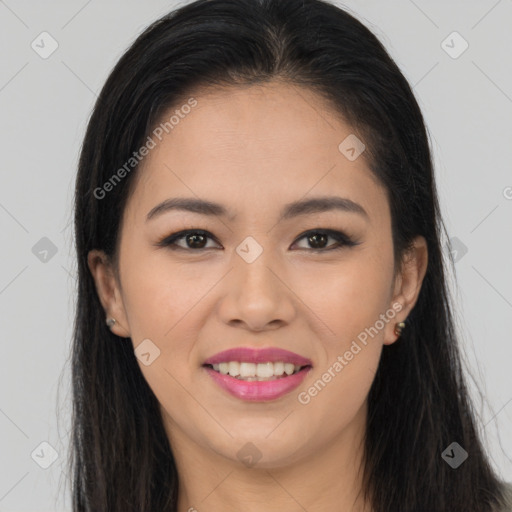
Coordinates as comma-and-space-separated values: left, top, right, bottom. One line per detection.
0, 0, 511, 510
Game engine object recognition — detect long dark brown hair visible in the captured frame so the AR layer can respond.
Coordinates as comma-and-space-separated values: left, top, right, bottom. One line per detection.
68, 0, 510, 510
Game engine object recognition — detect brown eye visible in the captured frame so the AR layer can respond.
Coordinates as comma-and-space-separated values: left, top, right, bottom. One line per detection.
156, 230, 220, 250
292, 229, 358, 252
182, 232, 208, 249
306, 232, 329, 249
156, 228, 358, 252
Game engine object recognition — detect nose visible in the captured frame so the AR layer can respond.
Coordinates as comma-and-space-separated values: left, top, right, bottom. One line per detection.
217, 250, 296, 332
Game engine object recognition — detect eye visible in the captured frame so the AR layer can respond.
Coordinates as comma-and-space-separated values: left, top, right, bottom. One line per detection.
155, 228, 358, 252
292, 229, 358, 252
155, 229, 221, 251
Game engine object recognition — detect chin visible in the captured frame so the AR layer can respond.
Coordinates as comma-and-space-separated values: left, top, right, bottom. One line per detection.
210, 430, 310, 469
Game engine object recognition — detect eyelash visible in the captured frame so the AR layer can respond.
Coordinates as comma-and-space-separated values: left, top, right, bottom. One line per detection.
155, 228, 359, 253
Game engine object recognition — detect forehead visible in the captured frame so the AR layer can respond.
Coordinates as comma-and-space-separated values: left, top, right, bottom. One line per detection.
162, 82, 355, 165
126, 82, 387, 224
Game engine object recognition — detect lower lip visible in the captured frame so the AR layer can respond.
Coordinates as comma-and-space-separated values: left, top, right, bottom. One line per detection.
204, 366, 312, 402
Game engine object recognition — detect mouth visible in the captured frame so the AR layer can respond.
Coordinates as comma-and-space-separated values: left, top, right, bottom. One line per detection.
202, 347, 313, 402
202, 347, 313, 401
203, 361, 311, 381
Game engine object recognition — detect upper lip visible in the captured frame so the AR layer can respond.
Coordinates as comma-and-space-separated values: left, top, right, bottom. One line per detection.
203, 347, 312, 367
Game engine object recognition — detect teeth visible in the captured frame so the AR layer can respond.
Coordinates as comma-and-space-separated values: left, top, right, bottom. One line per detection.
240, 362, 256, 377
284, 363, 295, 375
256, 362, 274, 378
273, 361, 285, 376
208, 361, 305, 380
228, 361, 240, 376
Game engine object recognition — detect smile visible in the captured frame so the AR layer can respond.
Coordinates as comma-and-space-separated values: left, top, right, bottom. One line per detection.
203, 347, 313, 401
206, 361, 307, 380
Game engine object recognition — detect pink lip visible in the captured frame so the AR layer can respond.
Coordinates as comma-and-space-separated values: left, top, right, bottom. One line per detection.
203, 347, 312, 366
204, 366, 312, 402
203, 347, 313, 402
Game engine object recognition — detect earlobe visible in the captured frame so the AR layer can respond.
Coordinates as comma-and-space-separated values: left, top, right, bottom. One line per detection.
87, 249, 131, 338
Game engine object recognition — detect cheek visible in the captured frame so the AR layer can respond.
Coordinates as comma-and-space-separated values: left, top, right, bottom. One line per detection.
293, 246, 393, 401
294, 247, 394, 339
119, 248, 216, 393
119, 253, 203, 418
120, 246, 203, 335
295, 259, 390, 433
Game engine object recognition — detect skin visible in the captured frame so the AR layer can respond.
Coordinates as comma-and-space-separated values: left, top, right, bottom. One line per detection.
88, 81, 428, 512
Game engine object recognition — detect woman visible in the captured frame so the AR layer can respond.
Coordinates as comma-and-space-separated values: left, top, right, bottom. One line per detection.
69, 0, 512, 510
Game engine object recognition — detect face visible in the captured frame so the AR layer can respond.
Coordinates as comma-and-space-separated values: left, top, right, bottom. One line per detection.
89, 81, 427, 470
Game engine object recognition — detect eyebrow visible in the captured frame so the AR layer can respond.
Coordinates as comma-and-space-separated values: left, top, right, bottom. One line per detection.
146, 195, 369, 222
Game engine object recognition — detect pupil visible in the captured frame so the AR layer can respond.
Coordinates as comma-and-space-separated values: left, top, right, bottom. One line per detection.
188, 233, 206, 248
309, 233, 327, 249
186, 233, 329, 249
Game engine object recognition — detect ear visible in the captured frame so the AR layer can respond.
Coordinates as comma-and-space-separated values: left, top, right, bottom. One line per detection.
87, 249, 131, 338
384, 235, 428, 345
